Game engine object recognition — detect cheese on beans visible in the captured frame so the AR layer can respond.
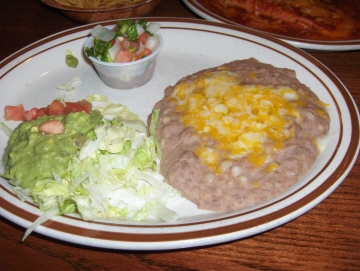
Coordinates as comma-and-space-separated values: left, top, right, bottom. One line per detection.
171, 70, 305, 173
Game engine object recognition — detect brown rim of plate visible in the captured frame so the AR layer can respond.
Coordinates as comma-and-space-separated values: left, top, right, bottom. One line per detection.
0, 18, 359, 245
41, 0, 155, 12
184, 0, 360, 47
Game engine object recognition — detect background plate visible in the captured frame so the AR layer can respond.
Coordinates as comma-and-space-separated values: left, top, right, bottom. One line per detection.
0, 18, 359, 250
183, 0, 360, 51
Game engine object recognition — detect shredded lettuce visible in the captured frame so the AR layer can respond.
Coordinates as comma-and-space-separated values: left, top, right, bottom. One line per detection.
86, 94, 147, 132
149, 109, 162, 158
22, 206, 59, 242
4, 95, 180, 241
0, 122, 12, 137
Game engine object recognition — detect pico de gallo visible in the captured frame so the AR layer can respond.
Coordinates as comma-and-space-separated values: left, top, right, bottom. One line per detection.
84, 19, 161, 63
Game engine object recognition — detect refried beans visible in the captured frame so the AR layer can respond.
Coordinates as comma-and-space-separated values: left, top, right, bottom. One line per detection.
150, 58, 330, 212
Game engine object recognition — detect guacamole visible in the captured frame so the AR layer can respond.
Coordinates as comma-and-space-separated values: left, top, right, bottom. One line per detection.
2, 110, 103, 189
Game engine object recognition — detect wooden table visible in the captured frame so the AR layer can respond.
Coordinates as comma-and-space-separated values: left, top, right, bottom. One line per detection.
1, 0, 359, 270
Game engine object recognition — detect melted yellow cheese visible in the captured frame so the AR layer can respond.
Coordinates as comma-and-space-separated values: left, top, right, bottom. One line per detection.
172, 70, 305, 173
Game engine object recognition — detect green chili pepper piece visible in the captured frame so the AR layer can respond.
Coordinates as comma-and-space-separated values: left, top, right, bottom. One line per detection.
86, 38, 113, 62
99, 41, 106, 53
100, 42, 113, 62
94, 38, 100, 51
65, 55, 78, 68
127, 24, 139, 41
114, 28, 124, 38
101, 51, 112, 62
117, 19, 135, 29
138, 19, 147, 30
84, 47, 92, 57
120, 24, 129, 35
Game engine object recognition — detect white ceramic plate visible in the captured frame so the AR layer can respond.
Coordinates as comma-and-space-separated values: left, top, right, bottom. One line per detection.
183, 0, 360, 51
0, 18, 359, 250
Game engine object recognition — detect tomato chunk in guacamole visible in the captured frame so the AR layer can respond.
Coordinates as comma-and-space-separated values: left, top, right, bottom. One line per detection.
2, 111, 103, 189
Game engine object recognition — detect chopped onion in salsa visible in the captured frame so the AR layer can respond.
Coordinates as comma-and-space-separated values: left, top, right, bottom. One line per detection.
85, 19, 161, 63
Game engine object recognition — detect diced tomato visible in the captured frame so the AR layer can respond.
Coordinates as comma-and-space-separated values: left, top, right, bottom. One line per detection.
78, 100, 92, 113
24, 108, 39, 121
20, 106, 50, 121
4, 99, 92, 122
114, 51, 134, 63
37, 107, 49, 117
48, 100, 65, 116
138, 32, 149, 45
134, 48, 152, 60
64, 100, 92, 114
4, 104, 25, 121
129, 41, 140, 52
64, 102, 85, 114
120, 38, 131, 51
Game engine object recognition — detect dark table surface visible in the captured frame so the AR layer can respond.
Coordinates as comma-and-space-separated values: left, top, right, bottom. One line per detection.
1, 0, 360, 270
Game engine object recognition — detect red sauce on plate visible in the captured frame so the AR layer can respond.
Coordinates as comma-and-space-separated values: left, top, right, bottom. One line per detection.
199, 0, 360, 41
